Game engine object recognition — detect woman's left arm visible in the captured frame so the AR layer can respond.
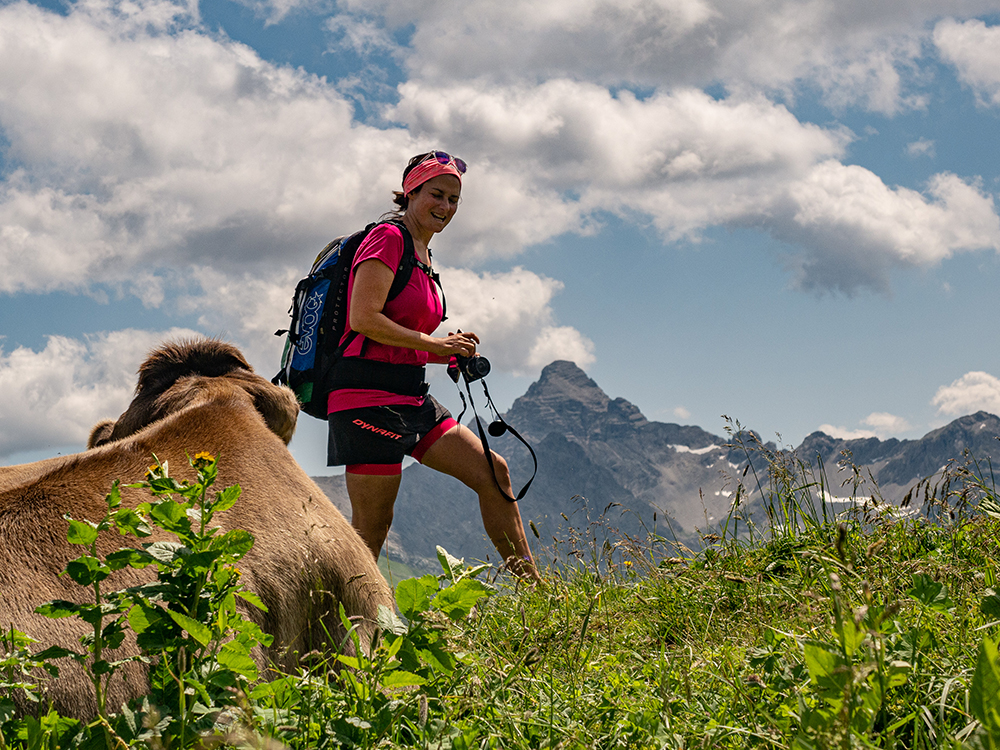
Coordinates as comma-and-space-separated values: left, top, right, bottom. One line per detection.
350, 258, 479, 358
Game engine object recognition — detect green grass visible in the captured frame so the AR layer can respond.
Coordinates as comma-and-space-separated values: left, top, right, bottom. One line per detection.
444, 512, 1000, 749
378, 555, 425, 585
5, 445, 1000, 749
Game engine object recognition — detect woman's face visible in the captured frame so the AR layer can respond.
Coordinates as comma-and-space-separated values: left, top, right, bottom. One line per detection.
407, 174, 461, 234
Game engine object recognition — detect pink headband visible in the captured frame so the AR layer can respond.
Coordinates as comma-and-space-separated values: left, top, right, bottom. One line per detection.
402, 158, 463, 196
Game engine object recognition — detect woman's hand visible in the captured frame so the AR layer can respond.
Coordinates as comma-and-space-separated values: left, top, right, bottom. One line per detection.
431, 330, 479, 359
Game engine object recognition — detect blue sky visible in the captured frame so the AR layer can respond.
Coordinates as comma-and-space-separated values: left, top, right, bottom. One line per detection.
2, 0, 1000, 476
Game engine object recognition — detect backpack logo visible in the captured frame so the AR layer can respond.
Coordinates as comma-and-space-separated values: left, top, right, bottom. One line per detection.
296, 286, 327, 357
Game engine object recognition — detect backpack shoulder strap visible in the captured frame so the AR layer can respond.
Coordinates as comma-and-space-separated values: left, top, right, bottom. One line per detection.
381, 220, 448, 321
383, 220, 416, 301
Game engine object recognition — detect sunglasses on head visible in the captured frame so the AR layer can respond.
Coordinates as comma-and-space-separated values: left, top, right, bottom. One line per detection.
424, 150, 467, 174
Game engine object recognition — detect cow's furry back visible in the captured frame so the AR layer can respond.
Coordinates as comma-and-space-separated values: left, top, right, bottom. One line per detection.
0, 339, 394, 718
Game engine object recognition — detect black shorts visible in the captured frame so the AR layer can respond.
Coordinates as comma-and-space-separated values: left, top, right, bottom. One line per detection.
327, 395, 457, 473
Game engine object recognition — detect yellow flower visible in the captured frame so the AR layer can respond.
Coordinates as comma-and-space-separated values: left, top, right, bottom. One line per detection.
192, 451, 215, 470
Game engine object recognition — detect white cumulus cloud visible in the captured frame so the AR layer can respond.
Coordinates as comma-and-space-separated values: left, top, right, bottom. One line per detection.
0, 328, 201, 459
818, 424, 877, 440
935, 18, 1000, 107
906, 138, 936, 158
0, 0, 414, 296
863, 412, 912, 434
333, 0, 1000, 113
394, 81, 1000, 293
779, 166, 1000, 293
932, 371, 1000, 417
818, 411, 912, 440
436, 266, 595, 374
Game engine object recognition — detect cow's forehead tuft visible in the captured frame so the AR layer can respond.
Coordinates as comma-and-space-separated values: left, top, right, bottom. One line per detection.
137, 338, 252, 394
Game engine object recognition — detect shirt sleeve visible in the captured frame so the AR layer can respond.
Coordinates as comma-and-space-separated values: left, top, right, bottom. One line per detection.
353, 223, 404, 275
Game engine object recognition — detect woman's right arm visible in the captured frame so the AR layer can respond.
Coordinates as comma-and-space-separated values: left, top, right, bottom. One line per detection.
349, 258, 479, 359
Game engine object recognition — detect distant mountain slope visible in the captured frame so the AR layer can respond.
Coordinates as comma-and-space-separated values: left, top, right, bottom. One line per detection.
312, 361, 1000, 571
796, 411, 1000, 493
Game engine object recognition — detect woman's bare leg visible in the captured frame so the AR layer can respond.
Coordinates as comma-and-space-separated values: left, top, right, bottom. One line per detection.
419, 424, 540, 580
345, 472, 402, 561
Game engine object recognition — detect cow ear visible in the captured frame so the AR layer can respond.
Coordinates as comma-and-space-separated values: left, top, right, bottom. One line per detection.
247, 381, 299, 445
88, 419, 117, 448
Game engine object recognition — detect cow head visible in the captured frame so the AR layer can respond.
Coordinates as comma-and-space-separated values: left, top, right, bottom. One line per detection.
88, 339, 299, 448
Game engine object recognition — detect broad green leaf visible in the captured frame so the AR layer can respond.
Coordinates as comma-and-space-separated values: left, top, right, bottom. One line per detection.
377, 604, 408, 636
970, 636, 1000, 738
143, 541, 187, 563
106, 549, 148, 571
433, 578, 491, 621
127, 604, 163, 635
907, 573, 954, 613
113, 508, 151, 538
145, 474, 186, 495
213, 529, 254, 557
231, 617, 272, 647
436, 546, 464, 581
35, 601, 80, 619
185, 550, 223, 572
336, 654, 361, 670
105, 482, 122, 509
218, 642, 258, 679
886, 660, 910, 689
384, 632, 405, 659
149, 500, 190, 533
838, 615, 865, 658
166, 610, 213, 647
34, 645, 74, 662
802, 640, 840, 684
213, 485, 241, 513
91, 659, 112, 676
34, 646, 77, 674
65, 556, 108, 586
236, 590, 268, 612
395, 575, 439, 618
381, 670, 425, 688
66, 519, 98, 547
419, 643, 455, 674
103, 626, 126, 650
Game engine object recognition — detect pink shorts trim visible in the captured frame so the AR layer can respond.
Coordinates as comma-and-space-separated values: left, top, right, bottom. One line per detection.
346, 463, 403, 476
411, 417, 458, 463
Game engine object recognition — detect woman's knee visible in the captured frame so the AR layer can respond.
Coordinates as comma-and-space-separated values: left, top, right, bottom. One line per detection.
487, 450, 511, 486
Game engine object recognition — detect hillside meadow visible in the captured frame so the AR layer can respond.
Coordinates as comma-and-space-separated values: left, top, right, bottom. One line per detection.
3, 444, 1000, 749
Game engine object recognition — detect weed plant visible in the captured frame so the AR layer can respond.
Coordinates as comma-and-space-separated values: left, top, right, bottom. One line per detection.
3, 442, 1000, 749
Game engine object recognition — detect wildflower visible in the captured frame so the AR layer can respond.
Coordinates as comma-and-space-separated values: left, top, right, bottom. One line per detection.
192, 451, 215, 470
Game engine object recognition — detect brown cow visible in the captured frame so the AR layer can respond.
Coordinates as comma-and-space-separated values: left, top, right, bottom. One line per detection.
0, 338, 394, 718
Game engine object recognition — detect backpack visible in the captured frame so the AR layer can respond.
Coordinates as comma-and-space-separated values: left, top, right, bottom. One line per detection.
272, 220, 419, 420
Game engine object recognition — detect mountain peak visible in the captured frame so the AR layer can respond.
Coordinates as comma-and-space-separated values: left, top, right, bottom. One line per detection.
505, 360, 648, 441
530, 360, 608, 406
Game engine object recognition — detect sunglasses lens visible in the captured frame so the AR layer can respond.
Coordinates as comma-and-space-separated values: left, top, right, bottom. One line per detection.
431, 151, 467, 174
